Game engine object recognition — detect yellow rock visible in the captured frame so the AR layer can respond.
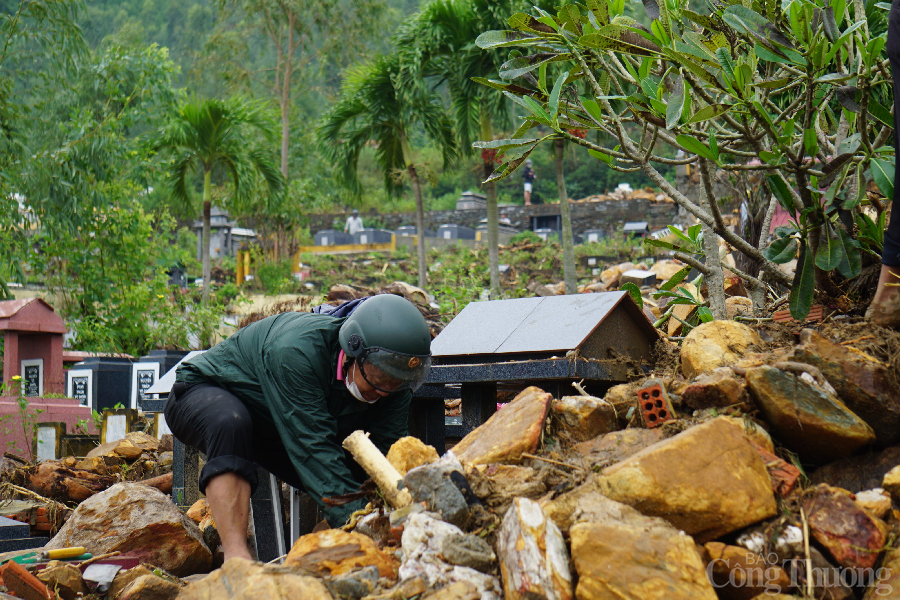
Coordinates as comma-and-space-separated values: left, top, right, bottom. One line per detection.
550, 395, 617, 442
855, 489, 892, 520
284, 529, 397, 581
186, 499, 209, 524
421, 581, 480, 600
883, 466, 900, 502
723, 416, 775, 454
108, 566, 154, 599
118, 574, 182, 600
36, 560, 88, 600
178, 558, 333, 600
725, 296, 753, 320
386, 437, 439, 476
598, 417, 777, 542
680, 320, 762, 379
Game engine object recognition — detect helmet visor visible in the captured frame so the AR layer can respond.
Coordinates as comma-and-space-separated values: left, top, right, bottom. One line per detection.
359, 347, 432, 392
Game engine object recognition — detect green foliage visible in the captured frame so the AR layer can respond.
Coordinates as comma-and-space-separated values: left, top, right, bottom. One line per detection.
510, 230, 544, 244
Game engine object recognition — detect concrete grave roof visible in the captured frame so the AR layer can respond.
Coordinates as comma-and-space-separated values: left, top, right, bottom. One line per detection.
0, 298, 67, 334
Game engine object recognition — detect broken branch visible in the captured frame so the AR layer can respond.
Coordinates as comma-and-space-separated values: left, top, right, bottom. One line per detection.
342, 430, 412, 509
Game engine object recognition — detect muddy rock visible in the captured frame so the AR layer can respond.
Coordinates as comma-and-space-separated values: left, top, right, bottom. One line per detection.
864, 548, 900, 599
198, 513, 219, 553
422, 581, 481, 600
179, 558, 332, 600
723, 417, 775, 453
747, 366, 876, 463
680, 321, 762, 379
855, 489, 892, 519
465, 464, 546, 516
403, 456, 470, 528
883, 465, 900, 502
570, 505, 716, 600
725, 296, 753, 320
36, 560, 87, 600
702, 542, 792, 600
497, 498, 572, 600
597, 417, 777, 542
125, 431, 161, 452
326, 566, 379, 599
46, 483, 211, 576
453, 386, 552, 466
804, 484, 888, 570
284, 528, 397, 581
543, 475, 648, 534
108, 566, 155, 599
86, 440, 121, 458
574, 428, 665, 470
650, 259, 685, 282
387, 437, 439, 476
811, 446, 900, 493
440, 533, 495, 573
790, 329, 900, 447
119, 574, 182, 600
681, 368, 752, 412
550, 395, 617, 442
400, 513, 501, 600
186, 499, 209, 525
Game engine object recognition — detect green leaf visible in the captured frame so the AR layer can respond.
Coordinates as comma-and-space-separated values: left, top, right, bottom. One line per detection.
835, 226, 862, 278
684, 104, 731, 125
767, 174, 796, 213
815, 221, 843, 270
868, 99, 894, 128
581, 24, 662, 56
645, 238, 678, 250
583, 99, 603, 122
666, 93, 684, 129
500, 53, 572, 80
871, 158, 895, 199
588, 148, 614, 164
473, 138, 541, 149
803, 128, 818, 157
472, 78, 541, 98
697, 307, 714, 323
764, 236, 798, 263
549, 71, 568, 121
476, 30, 544, 49
789, 241, 816, 321
819, 153, 855, 187
621, 282, 644, 309
659, 266, 690, 290
676, 134, 716, 161
814, 72, 855, 84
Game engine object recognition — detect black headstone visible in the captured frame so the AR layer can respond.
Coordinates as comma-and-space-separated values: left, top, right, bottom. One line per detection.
73, 357, 133, 413
22, 364, 41, 397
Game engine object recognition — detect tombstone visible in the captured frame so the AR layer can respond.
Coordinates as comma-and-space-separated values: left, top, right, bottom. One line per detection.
101, 408, 138, 444
168, 266, 188, 290
0, 516, 45, 552
66, 369, 93, 408
131, 363, 159, 410
314, 230, 354, 246
353, 228, 393, 245
583, 229, 608, 243
581, 255, 615, 277
534, 228, 558, 242
396, 225, 435, 237
34, 422, 65, 462
619, 270, 658, 287
456, 190, 487, 210
530, 214, 561, 232
436, 224, 476, 240
0, 299, 66, 396
72, 357, 133, 413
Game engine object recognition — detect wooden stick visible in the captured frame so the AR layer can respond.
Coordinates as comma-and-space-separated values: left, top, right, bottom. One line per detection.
800, 508, 813, 598
342, 431, 411, 509
841, 335, 874, 345
78, 551, 120, 569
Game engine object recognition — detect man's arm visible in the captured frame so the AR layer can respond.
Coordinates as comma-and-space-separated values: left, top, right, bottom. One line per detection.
259, 347, 366, 525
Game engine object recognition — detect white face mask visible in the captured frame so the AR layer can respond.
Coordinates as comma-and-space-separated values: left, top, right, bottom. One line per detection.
346, 362, 377, 404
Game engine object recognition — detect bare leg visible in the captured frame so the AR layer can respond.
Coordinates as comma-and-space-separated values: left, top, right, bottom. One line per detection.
206, 472, 253, 561
867, 264, 900, 328
524, 190, 531, 206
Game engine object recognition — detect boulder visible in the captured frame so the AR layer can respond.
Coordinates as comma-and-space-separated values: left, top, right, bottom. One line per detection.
746, 366, 876, 463
574, 429, 665, 470
109, 566, 155, 599
284, 529, 397, 581
326, 566, 379, 599
883, 465, 900, 501
549, 395, 617, 442
855, 489, 892, 519
602, 383, 638, 415
804, 484, 888, 570
45, 483, 211, 577
86, 440, 121, 458
399, 513, 501, 600
402, 455, 471, 528
178, 558, 333, 600
790, 329, 900, 446
680, 368, 752, 412
702, 542, 792, 600
118, 574, 182, 600
35, 560, 87, 600
542, 474, 635, 534
811, 446, 900, 493
125, 431, 161, 452
497, 498, 572, 600
680, 321, 762, 379
186, 499, 209, 525
723, 417, 775, 453
387, 437, 439, 476
440, 533, 495, 574
452, 386, 552, 466
570, 504, 716, 600
649, 259, 685, 283
597, 417, 777, 542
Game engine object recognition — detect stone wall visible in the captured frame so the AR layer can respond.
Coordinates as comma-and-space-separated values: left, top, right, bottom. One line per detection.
308, 199, 682, 236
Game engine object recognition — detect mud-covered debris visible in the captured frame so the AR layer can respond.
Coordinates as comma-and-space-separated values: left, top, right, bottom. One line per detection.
118, 573, 183, 600
574, 429, 664, 471
681, 368, 752, 412
550, 395, 617, 442
35, 560, 87, 600
680, 320, 763, 379
497, 498, 571, 600
701, 542, 791, 600
403, 455, 472, 528
179, 558, 333, 600
387, 437, 439, 476
466, 464, 546, 517
746, 366, 876, 463
284, 529, 397, 581
453, 387, 552, 466
440, 533, 495, 574
804, 484, 888, 570
597, 417, 777, 543
325, 565, 379, 599
421, 580, 481, 600
855, 488, 892, 519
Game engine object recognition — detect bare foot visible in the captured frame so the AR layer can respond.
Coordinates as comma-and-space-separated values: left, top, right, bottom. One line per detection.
866, 264, 900, 328
223, 547, 254, 562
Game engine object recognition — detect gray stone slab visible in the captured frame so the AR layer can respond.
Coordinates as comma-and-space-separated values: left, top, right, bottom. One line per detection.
0, 517, 29, 540
430, 297, 543, 357
0, 537, 47, 552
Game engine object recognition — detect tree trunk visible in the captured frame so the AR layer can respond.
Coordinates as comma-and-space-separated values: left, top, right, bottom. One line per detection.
700, 204, 726, 320
554, 139, 577, 294
481, 111, 500, 298
201, 169, 212, 308
400, 133, 427, 290
280, 17, 292, 182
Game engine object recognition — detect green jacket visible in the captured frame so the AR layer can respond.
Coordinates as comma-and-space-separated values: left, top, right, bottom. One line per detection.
175, 312, 411, 525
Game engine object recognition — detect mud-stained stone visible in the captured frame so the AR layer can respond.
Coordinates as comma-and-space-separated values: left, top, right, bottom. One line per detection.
681, 368, 752, 412
45, 483, 211, 577
550, 395, 617, 442
574, 429, 665, 470
118, 574, 182, 600
284, 528, 397, 581
497, 498, 572, 600
452, 386, 552, 466
680, 321, 762, 379
387, 437, 439, 476
597, 417, 777, 543
177, 558, 333, 600
746, 366, 876, 463
701, 542, 791, 600
803, 484, 888, 570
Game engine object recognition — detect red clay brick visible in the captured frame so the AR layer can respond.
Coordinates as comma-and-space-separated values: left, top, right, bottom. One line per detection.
1, 559, 50, 599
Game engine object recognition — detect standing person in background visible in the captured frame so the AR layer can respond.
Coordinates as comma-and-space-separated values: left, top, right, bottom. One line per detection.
522, 159, 536, 206
344, 209, 364, 236
869, 1, 900, 328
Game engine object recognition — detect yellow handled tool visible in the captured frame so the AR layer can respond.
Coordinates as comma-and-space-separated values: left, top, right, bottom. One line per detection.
44, 547, 86, 560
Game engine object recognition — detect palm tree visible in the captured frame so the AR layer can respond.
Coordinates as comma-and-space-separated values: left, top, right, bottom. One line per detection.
157, 97, 284, 307
317, 54, 455, 290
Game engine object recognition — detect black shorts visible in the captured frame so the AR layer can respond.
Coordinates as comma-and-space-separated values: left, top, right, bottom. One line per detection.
164, 382, 305, 495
